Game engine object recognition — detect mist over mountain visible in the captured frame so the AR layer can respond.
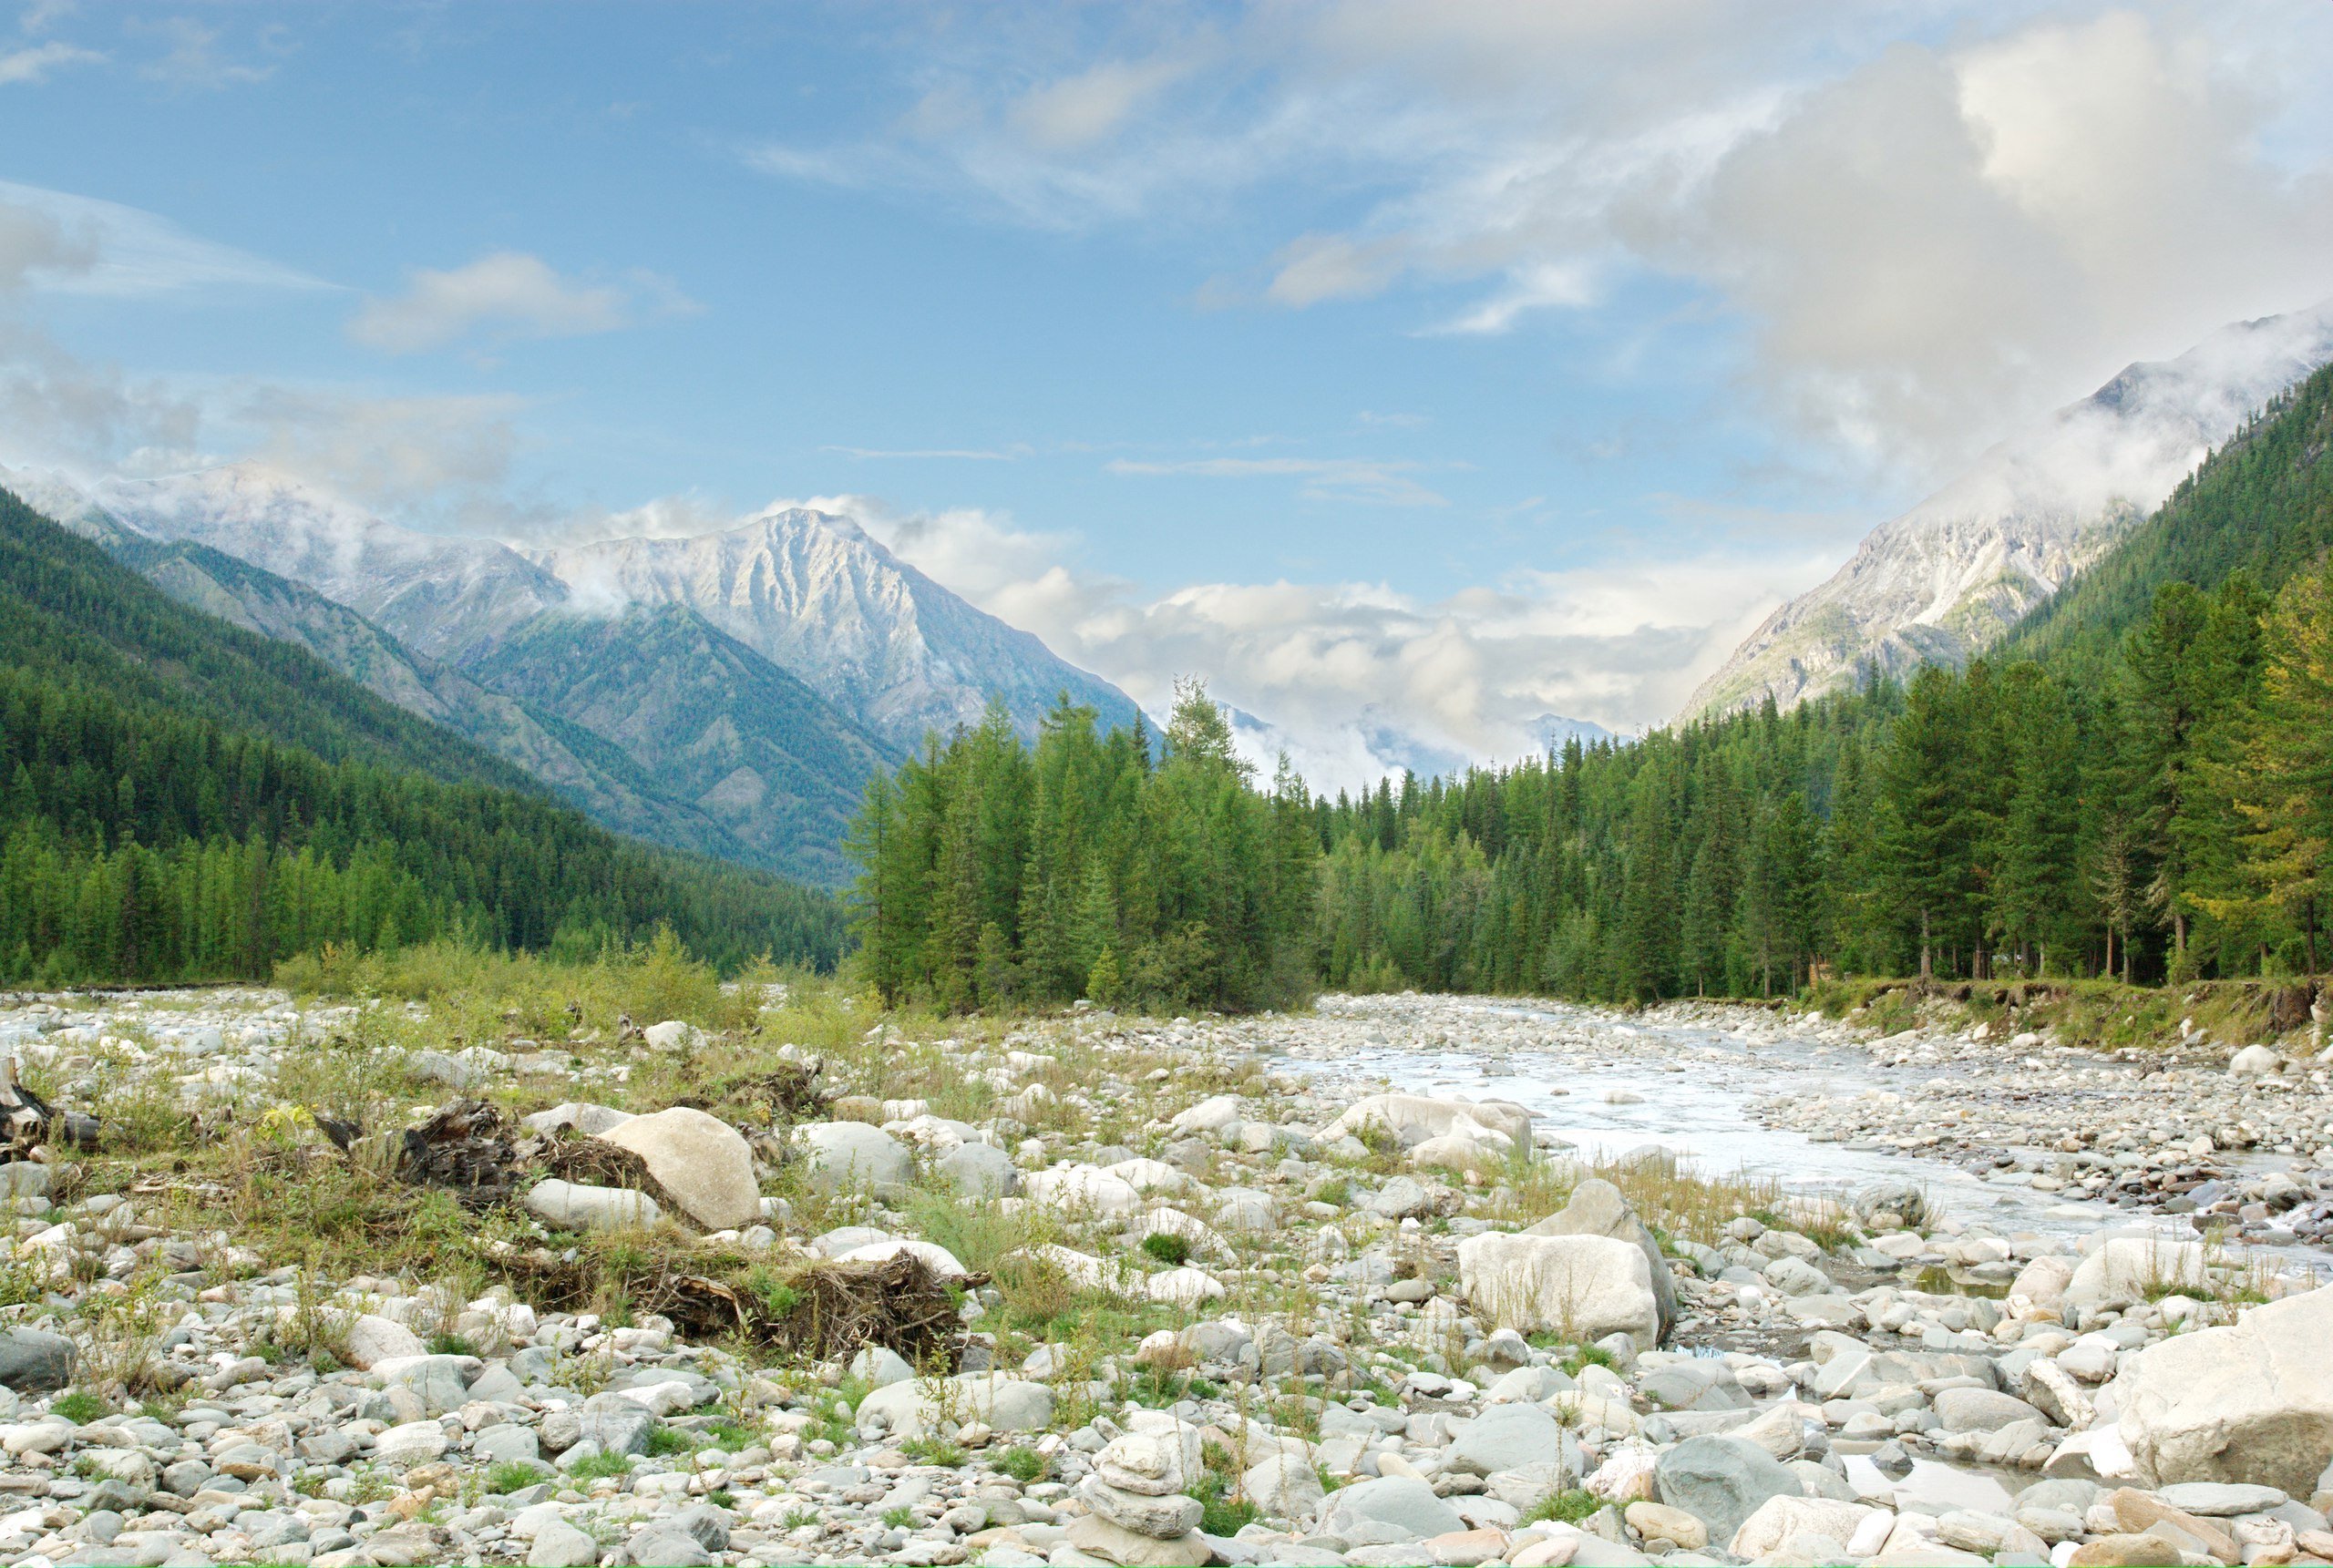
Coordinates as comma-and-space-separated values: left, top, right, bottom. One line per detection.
1682, 298, 2333, 722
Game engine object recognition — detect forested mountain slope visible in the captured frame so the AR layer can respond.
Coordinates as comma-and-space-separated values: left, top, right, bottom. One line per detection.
0, 491, 842, 982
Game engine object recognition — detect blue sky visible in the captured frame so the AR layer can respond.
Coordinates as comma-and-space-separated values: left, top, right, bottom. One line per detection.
5, 3, 2333, 783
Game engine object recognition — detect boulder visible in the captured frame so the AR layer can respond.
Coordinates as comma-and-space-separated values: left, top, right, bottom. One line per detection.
526, 1178, 661, 1232
2067, 1236, 2206, 1307
1625, 1501, 1708, 1551
373, 1419, 450, 1468
1457, 1231, 1660, 1345
935, 1141, 1018, 1198
1524, 1178, 1678, 1343
524, 1102, 636, 1136
577, 1391, 661, 1456
1654, 1435, 1802, 1545
1318, 1476, 1468, 1542
1244, 1450, 1326, 1521
1023, 1163, 1143, 1216
2112, 1282, 2333, 1494
342, 1314, 426, 1371
641, 1020, 702, 1054
1446, 1401, 1569, 1477
1061, 1513, 1211, 1567
0, 1328, 74, 1393
1167, 1096, 1244, 1136
1321, 1093, 1533, 1150
1728, 1496, 1881, 1560
1372, 1175, 1437, 1220
795, 1122, 912, 1192
1934, 1387, 2050, 1433
854, 1375, 1054, 1440
2228, 1044, 2280, 1076
595, 1107, 760, 1231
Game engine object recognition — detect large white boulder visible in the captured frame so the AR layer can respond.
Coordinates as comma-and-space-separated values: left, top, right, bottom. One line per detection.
595, 1107, 761, 1231
1524, 1177, 1678, 1344
2228, 1044, 2280, 1077
1023, 1163, 1143, 1216
854, 1375, 1054, 1440
2113, 1283, 2333, 1495
1321, 1093, 1533, 1151
1168, 1095, 1245, 1136
835, 1239, 971, 1280
1456, 1231, 1660, 1345
2067, 1236, 2207, 1307
795, 1122, 912, 1192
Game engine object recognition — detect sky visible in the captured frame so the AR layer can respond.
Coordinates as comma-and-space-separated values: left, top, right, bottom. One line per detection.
4, 1, 2333, 787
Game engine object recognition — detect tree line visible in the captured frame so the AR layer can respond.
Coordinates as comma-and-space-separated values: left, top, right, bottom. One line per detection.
0, 668, 845, 985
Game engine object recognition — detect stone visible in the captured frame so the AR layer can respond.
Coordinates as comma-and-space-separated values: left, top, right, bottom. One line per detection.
1244, 1451, 1326, 1521
1372, 1175, 1435, 1220
641, 1020, 702, 1053
854, 1374, 1053, 1439
1061, 1513, 1211, 1566
935, 1140, 1017, 1197
1318, 1477, 1469, 1542
2112, 1281, 2333, 1494
1023, 1163, 1144, 1216
848, 1346, 917, 1388
1168, 1095, 1245, 1136
1934, 1387, 2050, 1433
374, 1353, 476, 1415
2153, 1481, 2288, 1516
1727, 1496, 1879, 1560
0, 1328, 75, 1392
1447, 1402, 1568, 1477
1653, 1435, 1802, 1545
523, 1102, 636, 1136
1623, 1501, 1706, 1550
1144, 1267, 1225, 1308
2067, 1236, 2206, 1306
527, 1520, 601, 1567
577, 1392, 660, 1456
1457, 1231, 1660, 1345
1322, 1093, 1534, 1150
2105, 1488, 2239, 1563
2229, 1044, 2281, 1076
2069, 1534, 2185, 1566
1524, 1178, 1679, 1344
342, 1314, 425, 1370
595, 1106, 760, 1230
795, 1121, 912, 1191
372, 1419, 450, 1468
1079, 1475, 1205, 1537
524, 1179, 661, 1232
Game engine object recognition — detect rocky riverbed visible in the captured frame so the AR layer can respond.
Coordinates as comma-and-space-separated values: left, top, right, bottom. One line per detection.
0, 982, 2326, 1568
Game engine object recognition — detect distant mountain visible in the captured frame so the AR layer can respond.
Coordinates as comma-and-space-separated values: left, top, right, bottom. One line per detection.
463, 605, 893, 886
2007, 358, 2333, 664
0, 486, 842, 981
70, 463, 1143, 880
1681, 299, 2333, 722
538, 507, 1142, 748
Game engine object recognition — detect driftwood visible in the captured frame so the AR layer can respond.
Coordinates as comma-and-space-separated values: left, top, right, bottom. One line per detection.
0, 1054, 98, 1159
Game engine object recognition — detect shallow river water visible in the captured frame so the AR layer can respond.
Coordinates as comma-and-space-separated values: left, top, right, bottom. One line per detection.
1280, 998, 2309, 1262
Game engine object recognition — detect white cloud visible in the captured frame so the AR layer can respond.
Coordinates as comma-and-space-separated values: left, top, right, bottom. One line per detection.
137, 16, 272, 89
1010, 56, 1196, 151
0, 180, 327, 296
0, 38, 100, 83
348, 251, 691, 354
1105, 454, 1447, 507
741, 3, 2333, 479
794, 490, 1847, 793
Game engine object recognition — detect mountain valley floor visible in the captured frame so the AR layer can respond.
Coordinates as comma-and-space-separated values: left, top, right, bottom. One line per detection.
0, 974, 2327, 1567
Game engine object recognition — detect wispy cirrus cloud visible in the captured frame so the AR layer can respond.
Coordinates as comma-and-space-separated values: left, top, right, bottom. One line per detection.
1105, 454, 1447, 507
0, 38, 102, 84
823, 443, 1033, 462
0, 179, 330, 296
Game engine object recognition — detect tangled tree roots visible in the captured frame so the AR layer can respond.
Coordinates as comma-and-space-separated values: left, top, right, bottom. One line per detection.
313, 1098, 682, 1214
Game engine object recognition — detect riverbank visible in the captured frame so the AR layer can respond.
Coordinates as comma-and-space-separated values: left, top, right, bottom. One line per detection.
0, 980, 2325, 1565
